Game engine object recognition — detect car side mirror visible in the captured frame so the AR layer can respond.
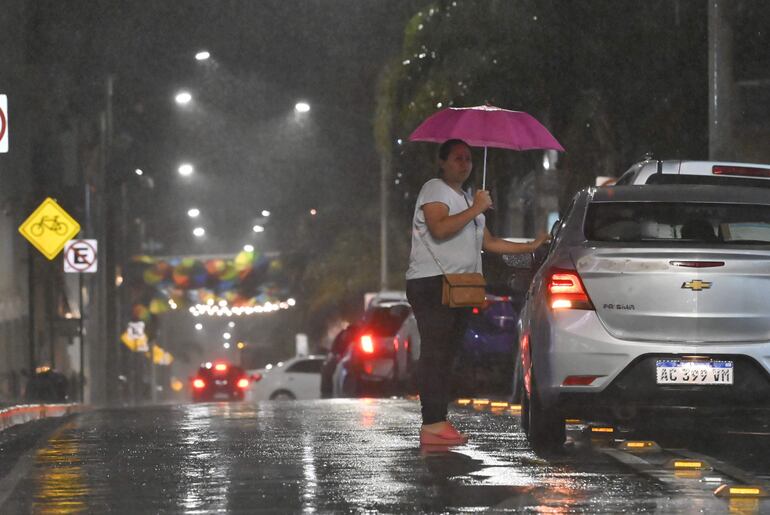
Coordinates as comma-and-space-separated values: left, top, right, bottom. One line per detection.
502, 253, 533, 269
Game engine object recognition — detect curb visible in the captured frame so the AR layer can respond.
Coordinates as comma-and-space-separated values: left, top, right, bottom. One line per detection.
0, 403, 86, 433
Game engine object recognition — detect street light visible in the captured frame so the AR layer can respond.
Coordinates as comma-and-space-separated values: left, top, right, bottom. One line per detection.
178, 163, 194, 177
261, 210, 271, 217
195, 323, 203, 330
223, 332, 231, 340
243, 244, 254, 252
252, 225, 264, 233
223, 342, 230, 349
175, 91, 192, 105
193, 227, 205, 237
294, 101, 310, 113
135, 168, 144, 176
187, 208, 200, 218
195, 51, 210, 61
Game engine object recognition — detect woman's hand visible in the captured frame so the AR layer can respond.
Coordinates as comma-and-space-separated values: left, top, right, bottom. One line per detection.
531, 232, 550, 248
472, 190, 493, 213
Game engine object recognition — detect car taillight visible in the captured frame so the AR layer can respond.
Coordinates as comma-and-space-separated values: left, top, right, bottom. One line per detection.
547, 269, 594, 310
237, 378, 250, 389
214, 363, 228, 372
360, 334, 375, 354
712, 165, 770, 178
193, 378, 206, 389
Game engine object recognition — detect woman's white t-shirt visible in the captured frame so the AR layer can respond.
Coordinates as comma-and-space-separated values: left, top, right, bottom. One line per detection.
406, 178, 485, 280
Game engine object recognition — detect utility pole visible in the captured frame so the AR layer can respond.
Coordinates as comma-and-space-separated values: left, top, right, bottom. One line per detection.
708, 0, 734, 160
379, 152, 390, 291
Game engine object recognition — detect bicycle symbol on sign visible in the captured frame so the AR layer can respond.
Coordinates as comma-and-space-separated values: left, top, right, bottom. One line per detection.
30, 215, 69, 237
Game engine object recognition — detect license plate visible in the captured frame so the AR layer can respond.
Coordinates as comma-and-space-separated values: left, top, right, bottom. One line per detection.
656, 359, 733, 385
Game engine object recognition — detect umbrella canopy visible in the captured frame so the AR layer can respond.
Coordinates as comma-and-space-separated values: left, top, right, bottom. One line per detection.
408, 105, 564, 188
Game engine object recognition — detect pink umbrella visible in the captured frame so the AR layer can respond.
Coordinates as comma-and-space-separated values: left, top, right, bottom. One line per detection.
408, 105, 564, 188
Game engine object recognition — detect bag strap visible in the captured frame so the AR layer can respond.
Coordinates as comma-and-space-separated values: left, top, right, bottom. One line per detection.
417, 228, 448, 275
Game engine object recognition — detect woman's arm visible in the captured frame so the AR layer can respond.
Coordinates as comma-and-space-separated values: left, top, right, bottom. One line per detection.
482, 227, 549, 254
423, 190, 492, 240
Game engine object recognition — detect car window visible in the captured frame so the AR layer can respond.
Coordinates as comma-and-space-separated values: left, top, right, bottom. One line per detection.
585, 202, 770, 244
286, 359, 323, 374
362, 306, 410, 336
645, 174, 770, 188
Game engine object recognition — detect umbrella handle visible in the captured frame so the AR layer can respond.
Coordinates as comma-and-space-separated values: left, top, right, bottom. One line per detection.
482, 147, 487, 190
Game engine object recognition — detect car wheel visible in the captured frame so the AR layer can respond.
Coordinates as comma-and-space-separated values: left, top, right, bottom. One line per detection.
270, 390, 296, 401
526, 375, 565, 452
518, 375, 529, 435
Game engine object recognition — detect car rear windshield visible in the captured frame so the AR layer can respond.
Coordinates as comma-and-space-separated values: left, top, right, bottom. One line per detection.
585, 202, 770, 244
362, 306, 410, 336
645, 174, 770, 189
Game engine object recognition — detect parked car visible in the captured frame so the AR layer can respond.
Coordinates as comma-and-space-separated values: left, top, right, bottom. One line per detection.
332, 302, 416, 397
614, 159, 770, 188
247, 355, 325, 401
190, 361, 250, 402
456, 293, 521, 396
515, 185, 770, 451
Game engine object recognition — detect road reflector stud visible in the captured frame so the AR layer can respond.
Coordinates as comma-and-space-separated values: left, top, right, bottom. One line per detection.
714, 484, 768, 498
669, 459, 710, 471
456, 399, 472, 406
618, 440, 661, 452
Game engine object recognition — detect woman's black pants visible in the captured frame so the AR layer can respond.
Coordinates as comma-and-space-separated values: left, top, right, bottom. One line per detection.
406, 275, 471, 425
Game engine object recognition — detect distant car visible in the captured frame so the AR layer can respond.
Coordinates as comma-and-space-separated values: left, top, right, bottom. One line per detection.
614, 159, 770, 188
247, 355, 325, 401
191, 361, 250, 402
332, 302, 415, 397
515, 185, 770, 451
321, 324, 360, 398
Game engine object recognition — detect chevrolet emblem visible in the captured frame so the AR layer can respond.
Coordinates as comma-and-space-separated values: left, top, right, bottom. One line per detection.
682, 280, 712, 291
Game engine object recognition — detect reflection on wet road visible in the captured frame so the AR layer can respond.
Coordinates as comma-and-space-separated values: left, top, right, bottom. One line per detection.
0, 399, 768, 512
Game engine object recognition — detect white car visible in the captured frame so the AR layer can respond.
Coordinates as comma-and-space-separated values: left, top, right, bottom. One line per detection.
246, 355, 325, 401
614, 159, 770, 188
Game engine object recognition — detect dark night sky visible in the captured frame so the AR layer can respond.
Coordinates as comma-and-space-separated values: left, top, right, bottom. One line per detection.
53, 0, 428, 256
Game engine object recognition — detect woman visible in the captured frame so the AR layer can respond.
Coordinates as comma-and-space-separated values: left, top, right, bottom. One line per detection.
406, 139, 547, 446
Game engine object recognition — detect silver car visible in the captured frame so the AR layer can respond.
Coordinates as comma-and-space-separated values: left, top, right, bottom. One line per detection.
516, 185, 770, 450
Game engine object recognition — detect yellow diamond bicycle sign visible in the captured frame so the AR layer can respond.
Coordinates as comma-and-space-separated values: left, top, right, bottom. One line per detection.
18, 197, 81, 260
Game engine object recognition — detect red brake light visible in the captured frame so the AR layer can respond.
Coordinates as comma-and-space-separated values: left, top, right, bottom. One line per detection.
214, 363, 228, 372
712, 165, 770, 178
237, 378, 250, 389
193, 378, 206, 389
547, 269, 594, 310
360, 335, 375, 354
472, 307, 480, 315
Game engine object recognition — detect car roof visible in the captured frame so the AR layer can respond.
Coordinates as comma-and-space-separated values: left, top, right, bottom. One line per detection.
619, 159, 770, 184
590, 185, 770, 205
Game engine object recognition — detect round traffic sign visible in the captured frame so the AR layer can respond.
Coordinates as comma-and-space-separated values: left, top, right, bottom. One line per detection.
65, 240, 97, 272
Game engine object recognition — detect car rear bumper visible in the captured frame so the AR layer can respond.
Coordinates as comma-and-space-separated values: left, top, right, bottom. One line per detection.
532, 310, 770, 410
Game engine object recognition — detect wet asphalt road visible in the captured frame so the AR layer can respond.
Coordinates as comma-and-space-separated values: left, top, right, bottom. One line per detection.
0, 399, 769, 513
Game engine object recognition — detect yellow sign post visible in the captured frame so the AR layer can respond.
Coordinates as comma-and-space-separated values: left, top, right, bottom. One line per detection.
18, 197, 81, 260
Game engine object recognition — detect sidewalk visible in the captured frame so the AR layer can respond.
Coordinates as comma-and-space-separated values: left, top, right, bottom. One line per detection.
0, 403, 85, 433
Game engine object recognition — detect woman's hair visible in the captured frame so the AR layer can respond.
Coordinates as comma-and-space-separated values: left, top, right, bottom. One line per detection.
438, 139, 469, 162
437, 139, 475, 191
